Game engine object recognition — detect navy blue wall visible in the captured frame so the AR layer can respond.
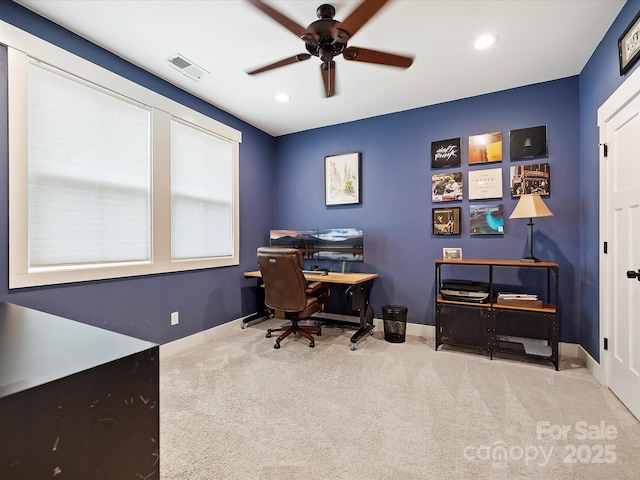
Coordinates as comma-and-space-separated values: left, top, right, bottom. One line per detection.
578, 0, 640, 361
1, 1, 639, 356
275, 78, 582, 342
0, 3, 276, 344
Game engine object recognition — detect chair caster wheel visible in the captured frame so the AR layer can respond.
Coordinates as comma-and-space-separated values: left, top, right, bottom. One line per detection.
274, 342, 280, 349
317, 330, 322, 336
350, 342, 358, 351
309, 341, 315, 348
266, 332, 272, 338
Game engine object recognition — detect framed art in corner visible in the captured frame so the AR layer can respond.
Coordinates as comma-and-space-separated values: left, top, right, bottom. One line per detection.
433, 207, 461, 235
619, 10, 640, 75
325, 152, 361, 206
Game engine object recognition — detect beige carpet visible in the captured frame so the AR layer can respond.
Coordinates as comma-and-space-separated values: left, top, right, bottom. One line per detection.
160, 319, 640, 479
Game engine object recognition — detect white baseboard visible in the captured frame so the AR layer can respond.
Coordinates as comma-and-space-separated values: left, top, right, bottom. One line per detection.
160, 316, 245, 360
162, 314, 580, 362
578, 344, 605, 385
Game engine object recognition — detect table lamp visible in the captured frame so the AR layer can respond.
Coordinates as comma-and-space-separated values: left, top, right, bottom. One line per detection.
509, 194, 553, 262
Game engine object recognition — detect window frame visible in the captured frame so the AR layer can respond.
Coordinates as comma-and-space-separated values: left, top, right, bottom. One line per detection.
3, 23, 241, 288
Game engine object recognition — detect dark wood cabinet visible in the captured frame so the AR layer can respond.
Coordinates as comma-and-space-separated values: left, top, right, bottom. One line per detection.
435, 259, 559, 370
0, 302, 159, 479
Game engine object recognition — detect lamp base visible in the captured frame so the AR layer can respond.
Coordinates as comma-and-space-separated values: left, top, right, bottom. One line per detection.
520, 255, 541, 263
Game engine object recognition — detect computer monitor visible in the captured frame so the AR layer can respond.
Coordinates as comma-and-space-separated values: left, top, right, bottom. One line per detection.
314, 228, 364, 262
269, 228, 364, 272
268, 229, 318, 259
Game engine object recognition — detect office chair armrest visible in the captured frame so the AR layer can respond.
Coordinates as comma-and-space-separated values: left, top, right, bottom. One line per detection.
306, 281, 330, 296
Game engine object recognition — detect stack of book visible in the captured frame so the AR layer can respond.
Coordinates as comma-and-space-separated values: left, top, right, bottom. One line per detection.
496, 292, 543, 308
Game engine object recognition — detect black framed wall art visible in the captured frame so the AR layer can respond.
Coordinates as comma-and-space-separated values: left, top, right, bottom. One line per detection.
432, 207, 461, 235
431, 137, 461, 168
509, 125, 548, 160
619, 10, 640, 75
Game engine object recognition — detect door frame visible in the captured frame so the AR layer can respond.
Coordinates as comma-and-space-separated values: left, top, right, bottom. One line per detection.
597, 65, 640, 386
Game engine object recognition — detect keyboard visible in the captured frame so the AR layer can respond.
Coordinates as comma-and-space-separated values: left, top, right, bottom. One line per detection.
302, 269, 328, 276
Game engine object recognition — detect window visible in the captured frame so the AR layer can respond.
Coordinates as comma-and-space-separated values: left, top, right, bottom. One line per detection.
27, 62, 152, 268
171, 119, 234, 260
5, 27, 241, 288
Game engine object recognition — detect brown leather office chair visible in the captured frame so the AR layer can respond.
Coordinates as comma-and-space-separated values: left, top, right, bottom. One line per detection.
257, 246, 330, 348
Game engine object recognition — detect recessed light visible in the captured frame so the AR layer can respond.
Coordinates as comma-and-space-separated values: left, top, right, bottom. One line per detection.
275, 93, 290, 102
474, 34, 498, 50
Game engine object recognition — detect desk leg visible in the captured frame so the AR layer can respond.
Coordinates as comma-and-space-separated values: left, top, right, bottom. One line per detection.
241, 278, 271, 329
348, 280, 375, 350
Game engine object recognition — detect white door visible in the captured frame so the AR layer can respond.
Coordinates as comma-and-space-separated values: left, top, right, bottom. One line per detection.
599, 75, 640, 420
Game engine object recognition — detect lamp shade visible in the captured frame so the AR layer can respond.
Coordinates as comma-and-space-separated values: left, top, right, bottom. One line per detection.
509, 194, 553, 219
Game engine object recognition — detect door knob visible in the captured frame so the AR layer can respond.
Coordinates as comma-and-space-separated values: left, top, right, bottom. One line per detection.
627, 270, 640, 281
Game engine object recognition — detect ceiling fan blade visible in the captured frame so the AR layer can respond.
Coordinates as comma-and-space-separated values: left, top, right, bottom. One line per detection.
247, 54, 311, 75
332, 0, 389, 42
247, 0, 318, 42
321, 61, 336, 98
343, 46, 413, 68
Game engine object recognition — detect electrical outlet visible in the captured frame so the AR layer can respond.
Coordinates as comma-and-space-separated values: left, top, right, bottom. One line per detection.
171, 311, 179, 326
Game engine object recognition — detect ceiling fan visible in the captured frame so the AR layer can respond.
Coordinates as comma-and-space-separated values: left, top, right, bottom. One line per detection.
246, 0, 414, 98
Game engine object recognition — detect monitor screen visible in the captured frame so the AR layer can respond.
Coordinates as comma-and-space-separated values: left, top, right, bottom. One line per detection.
269, 229, 318, 259
314, 228, 364, 262
269, 228, 364, 263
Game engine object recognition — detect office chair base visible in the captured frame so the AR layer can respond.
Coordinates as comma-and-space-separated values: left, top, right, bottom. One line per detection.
266, 321, 321, 348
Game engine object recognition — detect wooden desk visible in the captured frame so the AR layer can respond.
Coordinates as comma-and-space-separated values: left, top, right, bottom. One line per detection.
243, 270, 378, 350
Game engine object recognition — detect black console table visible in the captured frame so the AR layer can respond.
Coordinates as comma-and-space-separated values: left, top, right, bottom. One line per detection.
0, 302, 159, 479
435, 259, 559, 370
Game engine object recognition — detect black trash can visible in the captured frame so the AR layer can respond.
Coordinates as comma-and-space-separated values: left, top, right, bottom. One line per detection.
381, 305, 408, 343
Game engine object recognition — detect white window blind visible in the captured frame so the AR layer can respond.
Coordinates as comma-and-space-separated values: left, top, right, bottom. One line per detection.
6, 29, 241, 288
27, 62, 151, 268
171, 120, 233, 259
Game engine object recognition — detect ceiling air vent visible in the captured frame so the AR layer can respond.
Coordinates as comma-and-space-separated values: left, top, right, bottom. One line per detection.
165, 53, 209, 81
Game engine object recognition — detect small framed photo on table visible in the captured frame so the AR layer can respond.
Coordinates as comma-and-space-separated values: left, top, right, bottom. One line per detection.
443, 247, 462, 260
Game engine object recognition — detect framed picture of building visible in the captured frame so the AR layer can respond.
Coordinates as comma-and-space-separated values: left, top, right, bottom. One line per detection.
510, 163, 550, 197
432, 207, 461, 235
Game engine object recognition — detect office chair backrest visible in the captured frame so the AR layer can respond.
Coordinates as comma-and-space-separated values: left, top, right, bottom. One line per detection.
257, 247, 309, 312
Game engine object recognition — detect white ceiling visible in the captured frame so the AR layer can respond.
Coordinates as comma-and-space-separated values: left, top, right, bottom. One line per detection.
14, 0, 625, 137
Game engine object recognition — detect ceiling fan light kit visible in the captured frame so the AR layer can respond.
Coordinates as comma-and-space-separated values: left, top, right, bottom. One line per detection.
247, 0, 414, 98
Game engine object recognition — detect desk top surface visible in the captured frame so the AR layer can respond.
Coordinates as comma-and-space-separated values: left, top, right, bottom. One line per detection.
244, 270, 378, 285
436, 258, 559, 268
0, 302, 157, 399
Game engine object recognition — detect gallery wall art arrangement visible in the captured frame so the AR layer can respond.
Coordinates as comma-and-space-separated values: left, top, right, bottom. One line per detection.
430, 126, 548, 236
